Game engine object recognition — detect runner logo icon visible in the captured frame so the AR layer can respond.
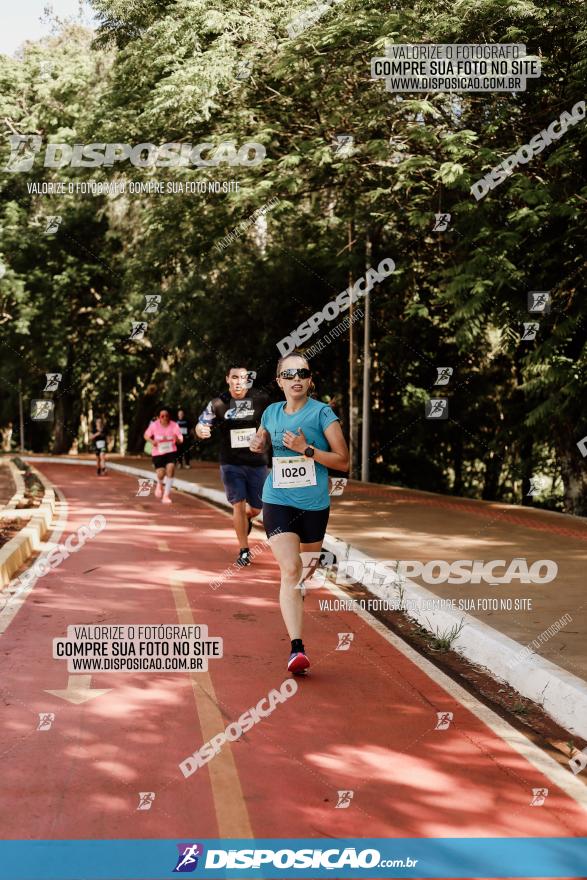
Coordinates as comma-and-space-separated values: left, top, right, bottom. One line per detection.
143, 295, 161, 314
434, 367, 453, 386
129, 321, 148, 340
37, 712, 55, 731
528, 290, 551, 313
137, 792, 155, 811
4, 134, 43, 171
31, 399, 54, 420
432, 212, 451, 231
235, 60, 253, 80
527, 476, 546, 497
173, 843, 204, 872
333, 134, 354, 156
426, 398, 448, 419
522, 322, 539, 341
435, 711, 453, 730
136, 479, 154, 497
335, 790, 354, 808
530, 788, 548, 806
336, 633, 354, 651
44, 373, 62, 391
329, 477, 347, 496
44, 215, 62, 234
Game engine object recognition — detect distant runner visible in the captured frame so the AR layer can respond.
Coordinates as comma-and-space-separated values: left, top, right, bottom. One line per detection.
143, 405, 183, 504
90, 417, 108, 476
176, 408, 192, 469
195, 366, 269, 566
250, 352, 349, 674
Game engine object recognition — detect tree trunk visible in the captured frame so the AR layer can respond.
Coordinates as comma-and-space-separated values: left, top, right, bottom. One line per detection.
52, 349, 78, 454
559, 444, 587, 516
348, 220, 360, 477
520, 437, 534, 506
452, 433, 463, 495
128, 382, 160, 453
482, 452, 502, 500
52, 393, 78, 454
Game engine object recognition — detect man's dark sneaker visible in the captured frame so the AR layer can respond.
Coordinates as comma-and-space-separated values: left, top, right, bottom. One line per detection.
288, 651, 310, 675
236, 549, 251, 566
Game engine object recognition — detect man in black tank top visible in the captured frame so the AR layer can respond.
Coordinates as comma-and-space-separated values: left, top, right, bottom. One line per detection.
196, 366, 269, 566
176, 408, 192, 468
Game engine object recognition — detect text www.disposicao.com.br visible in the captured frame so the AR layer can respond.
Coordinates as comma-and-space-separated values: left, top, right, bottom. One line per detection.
70, 657, 201, 671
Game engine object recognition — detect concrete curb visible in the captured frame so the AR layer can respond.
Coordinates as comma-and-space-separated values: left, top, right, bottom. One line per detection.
0, 469, 68, 638
25, 457, 587, 738
321, 535, 587, 739
0, 463, 56, 587
22, 457, 231, 508
0, 509, 39, 521
4, 459, 26, 508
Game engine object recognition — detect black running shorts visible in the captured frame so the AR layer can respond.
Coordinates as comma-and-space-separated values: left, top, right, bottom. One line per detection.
262, 502, 330, 544
152, 451, 177, 469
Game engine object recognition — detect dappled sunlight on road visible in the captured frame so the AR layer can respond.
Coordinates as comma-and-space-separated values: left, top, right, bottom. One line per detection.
2, 463, 587, 850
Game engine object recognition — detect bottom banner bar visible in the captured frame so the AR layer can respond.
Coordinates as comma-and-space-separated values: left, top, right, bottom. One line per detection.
0, 837, 586, 879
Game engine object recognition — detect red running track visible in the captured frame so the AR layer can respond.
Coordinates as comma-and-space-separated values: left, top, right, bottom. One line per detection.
0, 463, 586, 876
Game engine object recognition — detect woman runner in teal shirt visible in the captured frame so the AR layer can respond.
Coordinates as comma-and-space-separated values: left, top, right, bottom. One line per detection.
250, 352, 350, 674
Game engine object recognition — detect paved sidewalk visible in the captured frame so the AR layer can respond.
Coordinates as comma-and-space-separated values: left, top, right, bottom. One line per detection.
115, 456, 587, 686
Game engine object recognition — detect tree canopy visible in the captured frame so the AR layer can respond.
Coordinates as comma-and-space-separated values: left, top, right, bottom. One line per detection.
1, 0, 586, 512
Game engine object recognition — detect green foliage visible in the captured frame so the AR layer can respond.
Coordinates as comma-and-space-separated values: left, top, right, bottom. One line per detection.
0, 0, 586, 510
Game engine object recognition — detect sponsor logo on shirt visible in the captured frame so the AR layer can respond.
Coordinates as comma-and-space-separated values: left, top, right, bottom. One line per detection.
225, 399, 254, 420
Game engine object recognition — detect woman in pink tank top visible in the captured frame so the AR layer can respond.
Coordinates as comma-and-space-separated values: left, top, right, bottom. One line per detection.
143, 406, 184, 504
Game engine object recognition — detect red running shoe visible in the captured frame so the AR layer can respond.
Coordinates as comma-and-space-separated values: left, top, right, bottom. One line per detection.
288, 651, 310, 675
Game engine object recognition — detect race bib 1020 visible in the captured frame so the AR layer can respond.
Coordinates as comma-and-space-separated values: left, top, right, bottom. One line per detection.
272, 456, 317, 489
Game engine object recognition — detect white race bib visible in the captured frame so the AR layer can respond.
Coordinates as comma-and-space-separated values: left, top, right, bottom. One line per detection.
231, 427, 256, 448
95, 440, 106, 450
272, 455, 317, 489
157, 440, 173, 453
180, 427, 188, 435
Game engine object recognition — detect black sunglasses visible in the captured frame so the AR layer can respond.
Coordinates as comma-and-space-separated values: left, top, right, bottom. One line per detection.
279, 368, 312, 380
